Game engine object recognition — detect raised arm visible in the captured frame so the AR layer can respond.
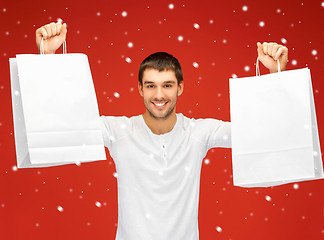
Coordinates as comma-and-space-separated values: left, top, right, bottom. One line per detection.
257, 42, 288, 73
35, 22, 67, 54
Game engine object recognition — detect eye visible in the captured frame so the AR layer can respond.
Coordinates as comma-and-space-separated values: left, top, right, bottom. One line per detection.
147, 85, 154, 88
164, 84, 172, 88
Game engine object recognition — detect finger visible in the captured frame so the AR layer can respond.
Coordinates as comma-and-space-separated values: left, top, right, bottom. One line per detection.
44, 24, 52, 38
61, 23, 67, 35
50, 22, 57, 36
257, 42, 264, 57
274, 47, 283, 61
262, 42, 268, 56
40, 27, 48, 40
56, 23, 62, 35
271, 44, 279, 59
267, 42, 275, 56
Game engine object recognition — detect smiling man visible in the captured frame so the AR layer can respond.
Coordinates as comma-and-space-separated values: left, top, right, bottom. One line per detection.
36, 22, 288, 240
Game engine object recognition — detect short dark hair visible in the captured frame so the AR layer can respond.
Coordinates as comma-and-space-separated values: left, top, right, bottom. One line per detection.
138, 52, 183, 85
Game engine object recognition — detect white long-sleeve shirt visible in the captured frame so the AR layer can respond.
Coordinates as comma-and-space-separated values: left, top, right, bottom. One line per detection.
100, 113, 231, 240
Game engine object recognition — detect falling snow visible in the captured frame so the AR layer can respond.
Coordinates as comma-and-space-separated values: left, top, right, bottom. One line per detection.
293, 183, 299, 189
95, 201, 102, 207
125, 57, 132, 63
114, 92, 120, 98
312, 50, 317, 55
128, 42, 133, 48
178, 36, 183, 41
216, 226, 223, 232
192, 62, 199, 68
244, 66, 250, 71
242, 6, 248, 11
259, 21, 265, 27
281, 38, 287, 44
168, 3, 174, 9
204, 159, 210, 164
57, 206, 64, 212
121, 11, 127, 17
193, 23, 200, 29
291, 59, 297, 65
265, 195, 272, 202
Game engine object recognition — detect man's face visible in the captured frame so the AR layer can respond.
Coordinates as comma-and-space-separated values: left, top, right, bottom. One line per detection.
138, 68, 183, 119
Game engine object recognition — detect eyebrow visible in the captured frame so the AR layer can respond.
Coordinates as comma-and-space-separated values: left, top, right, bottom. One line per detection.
143, 80, 176, 85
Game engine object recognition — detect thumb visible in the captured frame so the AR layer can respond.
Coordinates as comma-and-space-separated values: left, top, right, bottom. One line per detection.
257, 42, 264, 58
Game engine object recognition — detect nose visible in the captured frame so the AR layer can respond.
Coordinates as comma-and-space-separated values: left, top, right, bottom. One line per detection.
155, 86, 164, 99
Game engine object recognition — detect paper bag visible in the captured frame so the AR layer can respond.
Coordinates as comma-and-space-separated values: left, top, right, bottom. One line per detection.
229, 61, 323, 187
9, 53, 106, 168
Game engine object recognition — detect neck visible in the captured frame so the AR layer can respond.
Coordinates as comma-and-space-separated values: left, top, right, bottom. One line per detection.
142, 111, 177, 135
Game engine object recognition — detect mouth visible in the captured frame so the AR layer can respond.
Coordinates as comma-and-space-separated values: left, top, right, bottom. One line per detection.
152, 101, 168, 109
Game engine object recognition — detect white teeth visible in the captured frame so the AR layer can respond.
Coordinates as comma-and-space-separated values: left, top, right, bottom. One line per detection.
154, 102, 166, 106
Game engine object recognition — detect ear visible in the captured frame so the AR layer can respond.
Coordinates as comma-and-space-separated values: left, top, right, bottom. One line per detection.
177, 81, 184, 96
138, 81, 143, 97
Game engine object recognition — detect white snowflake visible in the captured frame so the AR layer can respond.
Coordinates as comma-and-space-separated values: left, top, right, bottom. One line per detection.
265, 195, 271, 202
281, 38, 287, 44
192, 62, 199, 68
168, 3, 174, 9
121, 11, 127, 17
293, 183, 299, 189
113, 172, 118, 178
216, 226, 222, 232
114, 92, 120, 98
125, 57, 132, 63
193, 23, 200, 29
244, 66, 250, 71
322, 2, 324, 7
128, 42, 133, 48
242, 6, 248, 11
97, 12, 101, 16
177, 36, 183, 41
204, 159, 210, 165
3, 8, 6, 12
95, 201, 102, 207
57, 205, 64, 212
231, 73, 238, 78
259, 21, 265, 27
291, 60, 297, 65
312, 50, 317, 55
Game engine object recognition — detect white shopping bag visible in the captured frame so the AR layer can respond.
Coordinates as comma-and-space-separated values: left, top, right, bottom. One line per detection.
9, 47, 106, 168
229, 59, 323, 187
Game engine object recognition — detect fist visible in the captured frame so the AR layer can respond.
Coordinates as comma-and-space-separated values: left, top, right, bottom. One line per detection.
257, 42, 288, 73
36, 22, 67, 54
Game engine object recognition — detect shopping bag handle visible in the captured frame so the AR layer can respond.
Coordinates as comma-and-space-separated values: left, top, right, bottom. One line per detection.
256, 58, 280, 76
40, 37, 67, 55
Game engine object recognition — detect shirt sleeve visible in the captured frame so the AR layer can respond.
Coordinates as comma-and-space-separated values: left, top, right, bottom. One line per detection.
206, 120, 231, 150
192, 118, 231, 150
100, 115, 113, 150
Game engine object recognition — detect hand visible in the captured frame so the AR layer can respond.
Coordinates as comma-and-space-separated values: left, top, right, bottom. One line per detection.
257, 42, 288, 73
36, 22, 67, 54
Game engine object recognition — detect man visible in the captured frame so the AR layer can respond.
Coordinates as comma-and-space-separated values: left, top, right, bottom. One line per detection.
35, 22, 288, 240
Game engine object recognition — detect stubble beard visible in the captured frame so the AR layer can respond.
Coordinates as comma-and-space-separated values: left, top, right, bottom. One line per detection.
144, 97, 177, 120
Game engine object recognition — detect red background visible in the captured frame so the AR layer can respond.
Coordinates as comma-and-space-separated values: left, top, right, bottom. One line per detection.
0, 0, 324, 239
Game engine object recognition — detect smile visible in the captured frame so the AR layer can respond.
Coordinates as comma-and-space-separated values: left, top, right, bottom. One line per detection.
152, 101, 168, 108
